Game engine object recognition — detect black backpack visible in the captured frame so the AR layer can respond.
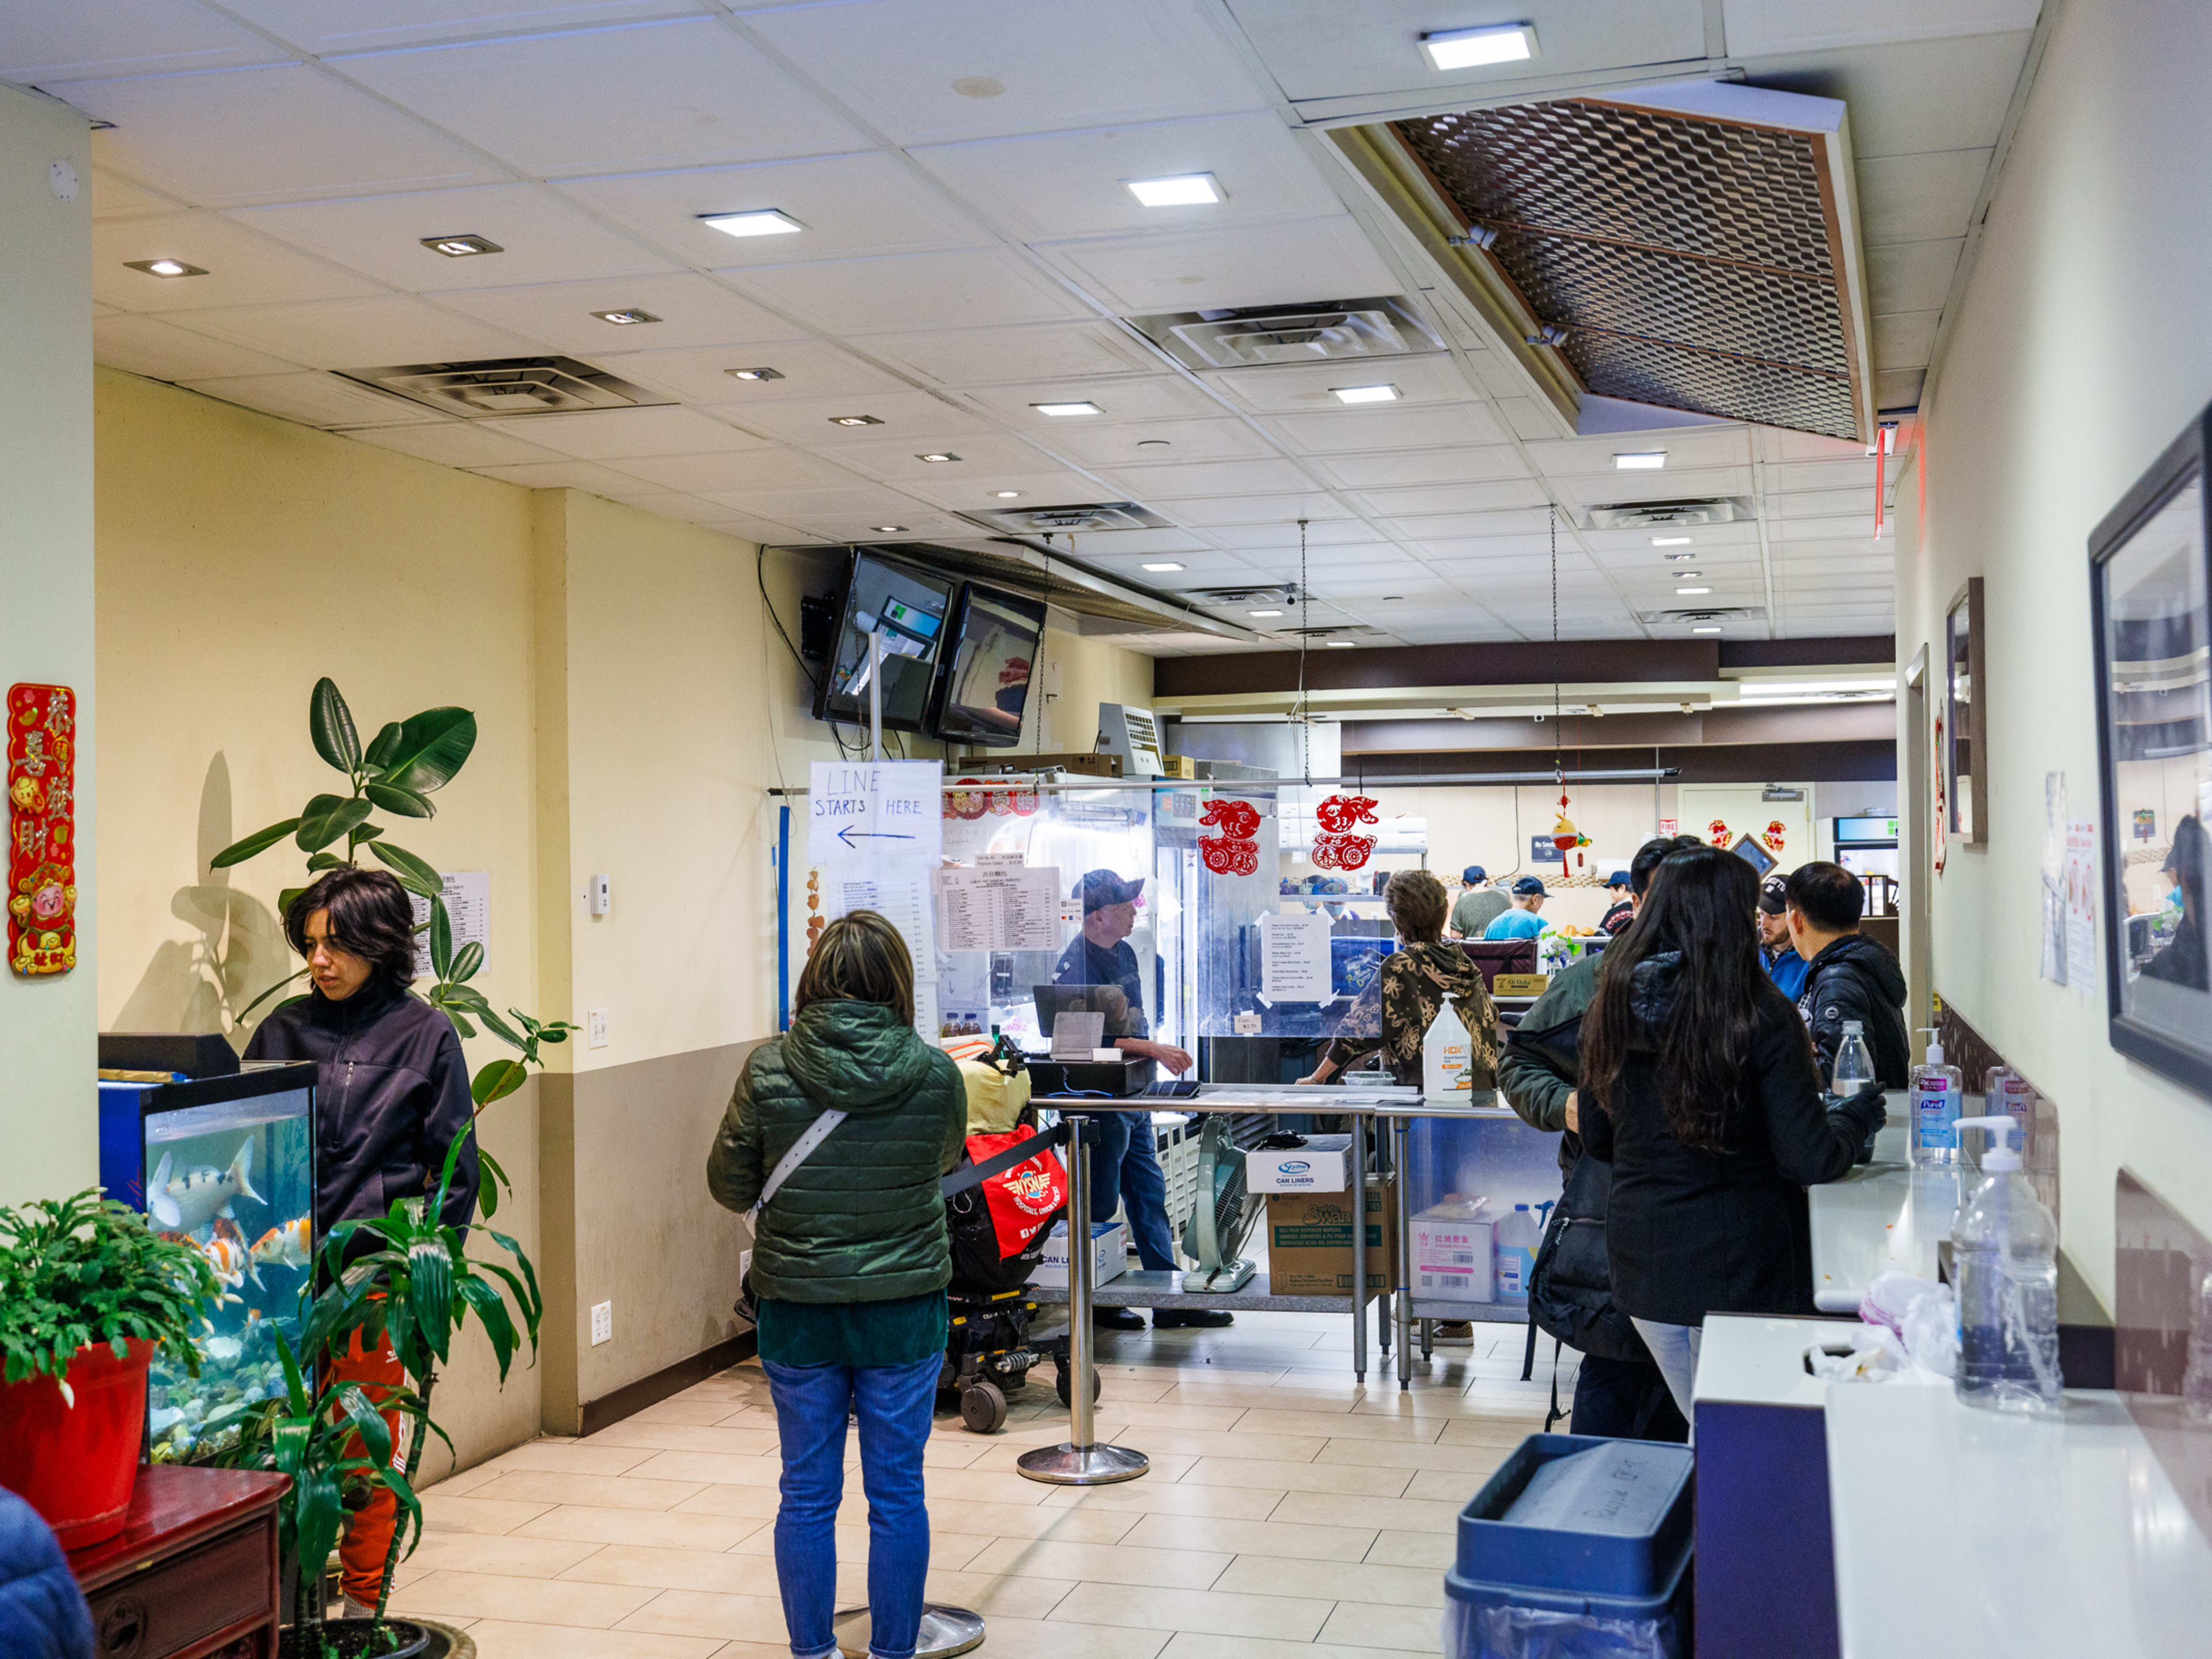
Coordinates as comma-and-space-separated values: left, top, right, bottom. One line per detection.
1526, 1150, 1647, 1365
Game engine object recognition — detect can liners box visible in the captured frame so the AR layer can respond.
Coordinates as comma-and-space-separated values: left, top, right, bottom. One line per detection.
1033, 1219, 1128, 1288
1245, 1132, 1354, 1193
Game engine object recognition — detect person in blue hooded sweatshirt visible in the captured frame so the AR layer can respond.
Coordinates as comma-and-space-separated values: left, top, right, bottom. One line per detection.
0, 1489, 94, 1659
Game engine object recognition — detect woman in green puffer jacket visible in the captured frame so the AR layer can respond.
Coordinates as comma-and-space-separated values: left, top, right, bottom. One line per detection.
708, 911, 967, 1659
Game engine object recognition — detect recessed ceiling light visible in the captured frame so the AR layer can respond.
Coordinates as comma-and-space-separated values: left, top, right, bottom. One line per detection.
126, 259, 207, 278
918, 452, 960, 463
1615, 452, 1667, 470
1141, 562, 1185, 572
1692, 626, 1722, 634
423, 234, 502, 257
1126, 173, 1222, 207
1325, 640, 1355, 647
592, 308, 660, 326
828, 415, 883, 427
1652, 535, 1692, 546
873, 525, 908, 533
1676, 586, 1711, 595
698, 209, 805, 238
991, 490, 1024, 499
1419, 22, 1538, 71
1248, 609, 1283, 618
726, 366, 784, 382
1032, 402, 1103, 417
1331, 384, 1400, 405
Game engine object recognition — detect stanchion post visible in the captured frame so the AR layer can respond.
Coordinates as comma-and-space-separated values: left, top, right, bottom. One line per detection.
1395, 1115, 1415, 1389
1351, 1108, 1368, 1382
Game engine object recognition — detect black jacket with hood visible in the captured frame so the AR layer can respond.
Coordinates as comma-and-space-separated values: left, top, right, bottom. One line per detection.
244, 979, 479, 1241
1796, 933, 1910, 1088
1580, 952, 1880, 1327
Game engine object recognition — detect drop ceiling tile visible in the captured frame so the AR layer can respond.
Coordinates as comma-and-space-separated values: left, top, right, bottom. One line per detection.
596, 491, 757, 524
1781, 515, 1882, 540
229, 184, 678, 293
806, 513, 973, 540
1, 1, 289, 81
698, 484, 945, 524
342, 420, 561, 469
430, 272, 800, 353
181, 370, 445, 427
1315, 447, 1529, 491
1762, 430, 1872, 463
1855, 149, 1994, 246
1040, 417, 1276, 467
955, 374, 1226, 425
1777, 488, 1883, 519
852, 320, 1161, 387
910, 111, 1338, 242
729, 249, 1093, 334
1495, 397, 1569, 442
1864, 237, 1964, 317
1766, 459, 1882, 493
559, 151, 991, 269
468, 457, 662, 494
334, 19, 866, 175
745, 0, 1266, 146
710, 391, 994, 447
604, 339, 908, 404
94, 211, 388, 313
168, 294, 537, 368
89, 168, 181, 221
74, 64, 506, 206
612, 446, 865, 494
1204, 354, 1479, 413
1872, 310, 1940, 370
219, 0, 702, 54
1378, 509, 1554, 540
1205, 520, 1376, 550
1873, 369, 1926, 411
478, 405, 771, 461
1418, 535, 1570, 563
697, 512, 807, 544
1347, 480, 1552, 518
820, 432, 1062, 483
94, 312, 307, 381
1101, 456, 1313, 498
1721, 0, 2038, 53
893, 470, 1126, 512
1158, 492, 1353, 526
1546, 466, 1755, 509
1523, 430, 1750, 476
1035, 215, 1397, 314
1031, 528, 1215, 556
1266, 403, 1506, 453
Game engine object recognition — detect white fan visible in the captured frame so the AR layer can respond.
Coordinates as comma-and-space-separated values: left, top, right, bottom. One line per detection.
1180, 1116, 1260, 1293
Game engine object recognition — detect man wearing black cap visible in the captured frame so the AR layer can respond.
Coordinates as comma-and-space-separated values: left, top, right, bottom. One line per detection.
1758, 873, 1810, 999
1450, 866, 1509, 940
1598, 871, 1635, 935
1054, 870, 1229, 1330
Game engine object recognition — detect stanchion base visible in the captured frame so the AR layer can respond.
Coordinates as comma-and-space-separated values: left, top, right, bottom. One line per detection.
1016, 1441, 1150, 1485
834, 1603, 986, 1658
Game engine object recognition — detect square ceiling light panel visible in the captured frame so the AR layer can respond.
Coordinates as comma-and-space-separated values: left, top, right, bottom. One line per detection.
431, 272, 800, 354
957, 374, 1223, 425
94, 211, 383, 313
1037, 215, 1399, 314
1418, 23, 1539, 71
1204, 353, 1478, 413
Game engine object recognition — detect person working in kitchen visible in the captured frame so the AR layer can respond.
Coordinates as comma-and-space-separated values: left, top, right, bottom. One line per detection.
1599, 870, 1637, 935
2143, 815, 2209, 991
1053, 869, 1229, 1331
243, 866, 476, 1622
1450, 865, 1509, 939
1757, 873, 1810, 999
1485, 875, 1550, 939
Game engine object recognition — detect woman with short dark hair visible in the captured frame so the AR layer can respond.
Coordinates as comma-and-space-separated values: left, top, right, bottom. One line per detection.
1300, 869, 1498, 1088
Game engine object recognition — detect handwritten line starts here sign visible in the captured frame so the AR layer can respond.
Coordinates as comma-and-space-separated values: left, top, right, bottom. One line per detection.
808, 760, 944, 868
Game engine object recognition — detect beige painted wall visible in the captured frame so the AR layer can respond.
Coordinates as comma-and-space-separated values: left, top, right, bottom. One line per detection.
1899, 0, 2212, 1306
0, 87, 97, 1209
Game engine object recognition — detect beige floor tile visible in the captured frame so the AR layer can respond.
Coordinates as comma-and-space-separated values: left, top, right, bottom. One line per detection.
1160, 1633, 1429, 1659
921, 1566, 1078, 1618
1180, 1457, 1411, 1497
469, 1471, 708, 1512
513, 1504, 765, 1552
1213, 1554, 1445, 1609
1116, 1427, 1329, 1464
1048, 1581, 1334, 1641
613, 1588, 789, 1642
1120, 1512, 1378, 1562
964, 1615, 1169, 1659
723, 1522, 994, 1574
1041, 1482, 1287, 1521
483, 1439, 662, 1478
1232, 1409, 1444, 1445
917, 1436, 993, 1468
1267, 1491, 1465, 1535
1434, 1416, 1550, 1449
1154, 1384, 1353, 1412
1401, 1467, 1494, 1505
672, 1484, 787, 1521
422, 1495, 557, 1536
1364, 1531, 1455, 1569
623, 1448, 790, 1488
914, 1467, 1058, 1506
388, 1569, 658, 1628
1313, 1438, 1512, 1475
922, 1497, 1142, 1544
704, 1643, 791, 1659
1101, 1400, 1251, 1431
558, 1542, 785, 1596
1317, 1600, 1446, 1653
394, 1531, 607, 1580
465, 1619, 725, 1658
1348, 1385, 1529, 1417
583, 1421, 785, 1457
425, 1463, 503, 1498
632, 1397, 763, 1426
965, 1537, 1233, 1590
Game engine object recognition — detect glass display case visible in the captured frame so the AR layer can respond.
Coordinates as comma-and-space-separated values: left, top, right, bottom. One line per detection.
97, 1064, 317, 1464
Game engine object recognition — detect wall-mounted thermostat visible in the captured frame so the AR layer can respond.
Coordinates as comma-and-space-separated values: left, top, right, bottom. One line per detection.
589, 873, 611, 915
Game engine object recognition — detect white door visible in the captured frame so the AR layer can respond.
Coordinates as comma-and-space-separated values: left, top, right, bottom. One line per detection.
1676, 785, 1816, 879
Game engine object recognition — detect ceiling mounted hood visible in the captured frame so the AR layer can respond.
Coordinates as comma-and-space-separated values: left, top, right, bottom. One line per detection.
337, 356, 674, 418
1335, 82, 1873, 443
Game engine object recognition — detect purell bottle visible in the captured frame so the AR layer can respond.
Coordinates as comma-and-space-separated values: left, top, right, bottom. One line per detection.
1984, 1066, 2034, 1159
1911, 1028, 1963, 1168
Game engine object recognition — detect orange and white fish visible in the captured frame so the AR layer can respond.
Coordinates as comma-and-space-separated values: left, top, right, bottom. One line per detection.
150, 1138, 262, 1233
199, 1232, 249, 1294
248, 1217, 312, 1285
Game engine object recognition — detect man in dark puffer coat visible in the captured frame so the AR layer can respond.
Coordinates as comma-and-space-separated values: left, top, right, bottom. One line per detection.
0, 1490, 94, 1659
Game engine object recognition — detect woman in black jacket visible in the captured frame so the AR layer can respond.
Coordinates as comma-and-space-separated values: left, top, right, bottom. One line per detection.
1577, 844, 1885, 1429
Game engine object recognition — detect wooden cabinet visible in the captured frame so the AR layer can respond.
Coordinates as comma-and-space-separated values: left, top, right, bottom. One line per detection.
68, 1466, 286, 1659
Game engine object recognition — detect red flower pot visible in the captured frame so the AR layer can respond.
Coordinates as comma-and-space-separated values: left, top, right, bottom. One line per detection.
0, 1337, 153, 1550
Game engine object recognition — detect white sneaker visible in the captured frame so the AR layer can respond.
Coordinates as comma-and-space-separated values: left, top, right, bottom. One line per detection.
340, 1599, 377, 1622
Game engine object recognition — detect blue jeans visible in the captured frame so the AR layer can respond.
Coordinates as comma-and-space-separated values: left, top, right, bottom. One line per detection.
1089, 1113, 1178, 1271
762, 1353, 940, 1659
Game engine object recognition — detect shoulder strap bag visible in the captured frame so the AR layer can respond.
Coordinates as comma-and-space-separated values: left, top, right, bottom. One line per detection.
735, 1107, 847, 1324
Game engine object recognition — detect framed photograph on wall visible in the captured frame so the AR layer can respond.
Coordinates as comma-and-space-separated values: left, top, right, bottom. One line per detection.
1945, 578, 1987, 844
2089, 404, 2212, 1094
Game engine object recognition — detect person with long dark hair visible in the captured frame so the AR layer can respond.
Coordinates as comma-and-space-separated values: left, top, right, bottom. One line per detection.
1577, 845, 1887, 1426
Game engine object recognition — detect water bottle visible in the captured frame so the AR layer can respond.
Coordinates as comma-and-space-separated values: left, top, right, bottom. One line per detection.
1951, 1117, 2062, 1414
2185, 1268, 2212, 1423
1831, 1020, 1880, 1162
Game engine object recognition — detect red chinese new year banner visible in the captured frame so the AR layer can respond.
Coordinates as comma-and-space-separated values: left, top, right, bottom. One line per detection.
1312, 793, 1378, 870
9, 684, 77, 977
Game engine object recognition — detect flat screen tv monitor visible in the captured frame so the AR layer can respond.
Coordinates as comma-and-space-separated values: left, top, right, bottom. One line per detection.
928, 581, 1050, 749
813, 551, 955, 734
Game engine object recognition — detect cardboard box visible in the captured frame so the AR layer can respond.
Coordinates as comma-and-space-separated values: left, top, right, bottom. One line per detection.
1410, 1214, 1495, 1302
1033, 1220, 1128, 1287
1265, 1181, 1396, 1297
1159, 755, 1198, 779
1245, 1132, 1355, 1193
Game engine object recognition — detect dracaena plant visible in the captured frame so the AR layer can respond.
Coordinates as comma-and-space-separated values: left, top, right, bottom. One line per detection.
213, 677, 576, 1109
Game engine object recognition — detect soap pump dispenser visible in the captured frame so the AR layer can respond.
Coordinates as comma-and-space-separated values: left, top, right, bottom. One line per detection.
1910, 1027, 1961, 1168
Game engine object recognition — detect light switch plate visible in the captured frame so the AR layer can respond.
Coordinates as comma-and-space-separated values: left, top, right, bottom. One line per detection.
588, 1009, 609, 1048
590, 1301, 612, 1346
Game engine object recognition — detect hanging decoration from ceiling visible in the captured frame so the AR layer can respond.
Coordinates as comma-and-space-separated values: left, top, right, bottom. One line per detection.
1198, 797, 1262, 876
1313, 793, 1380, 870
1544, 505, 1590, 871
10, 683, 77, 976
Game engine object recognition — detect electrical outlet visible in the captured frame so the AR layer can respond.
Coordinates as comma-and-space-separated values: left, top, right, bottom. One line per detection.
739, 1248, 753, 1284
590, 1301, 612, 1346
588, 1009, 609, 1048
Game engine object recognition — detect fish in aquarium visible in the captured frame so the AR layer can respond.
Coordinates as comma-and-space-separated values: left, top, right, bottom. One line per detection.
197, 1229, 252, 1295
148, 1137, 263, 1233
248, 1215, 311, 1282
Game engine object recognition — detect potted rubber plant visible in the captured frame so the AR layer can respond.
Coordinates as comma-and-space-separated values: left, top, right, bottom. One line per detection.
0, 1191, 219, 1548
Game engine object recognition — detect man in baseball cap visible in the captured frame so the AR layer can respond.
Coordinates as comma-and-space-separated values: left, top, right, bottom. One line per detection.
1599, 870, 1636, 935
1484, 876, 1548, 940
1450, 864, 1510, 940
1757, 872, 1809, 999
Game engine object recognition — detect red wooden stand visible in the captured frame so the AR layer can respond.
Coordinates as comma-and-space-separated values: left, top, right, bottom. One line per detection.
68, 1465, 287, 1659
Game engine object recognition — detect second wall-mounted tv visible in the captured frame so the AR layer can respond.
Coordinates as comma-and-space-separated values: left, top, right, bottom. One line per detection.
927, 581, 1050, 749
813, 550, 956, 733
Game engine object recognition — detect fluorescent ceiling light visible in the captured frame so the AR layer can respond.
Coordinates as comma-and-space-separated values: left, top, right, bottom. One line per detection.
1652, 535, 1692, 546
828, 415, 882, 426
1247, 609, 1283, 618
591, 308, 658, 325
699, 209, 804, 238
1331, 384, 1400, 405
1419, 22, 1537, 71
991, 490, 1023, 499
727, 366, 783, 382
1738, 677, 1896, 698
1126, 173, 1221, 208
127, 258, 206, 278
1141, 561, 1184, 572
917, 452, 960, 463
1676, 586, 1711, 595
1325, 640, 1355, 647
1615, 451, 1667, 470
1032, 402, 1103, 416
1692, 626, 1722, 634
423, 234, 501, 257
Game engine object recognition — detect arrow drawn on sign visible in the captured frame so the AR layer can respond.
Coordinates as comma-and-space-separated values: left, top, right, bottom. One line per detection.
838, 824, 918, 850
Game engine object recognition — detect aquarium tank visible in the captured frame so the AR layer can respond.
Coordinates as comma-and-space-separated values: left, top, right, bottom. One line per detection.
98, 1064, 317, 1464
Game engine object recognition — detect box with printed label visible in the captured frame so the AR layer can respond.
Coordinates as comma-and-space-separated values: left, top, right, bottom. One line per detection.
1411, 1213, 1495, 1302
1264, 1182, 1396, 1296
1244, 1132, 1355, 1193
1032, 1219, 1128, 1287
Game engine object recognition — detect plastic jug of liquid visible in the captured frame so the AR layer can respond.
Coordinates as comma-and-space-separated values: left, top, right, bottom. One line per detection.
1951, 1116, 2062, 1414
1494, 1203, 1540, 1302
1831, 1020, 1880, 1162
1910, 1028, 1962, 1168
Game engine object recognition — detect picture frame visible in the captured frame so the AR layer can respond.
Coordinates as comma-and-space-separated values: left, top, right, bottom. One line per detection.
2089, 402, 2212, 1096
1945, 577, 1987, 844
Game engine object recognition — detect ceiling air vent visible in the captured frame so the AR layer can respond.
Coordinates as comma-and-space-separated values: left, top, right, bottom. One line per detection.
336, 357, 675, 418
1129, 296, 1445, 372
1637, 606, 1768, 625
1190, 585, 1298, 608
1584, 496, 1754, 530
960, 501, 1172, 535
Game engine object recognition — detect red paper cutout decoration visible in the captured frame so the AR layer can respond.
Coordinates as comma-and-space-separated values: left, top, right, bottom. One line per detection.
8, 684, 77, 977
1312, 793, 1379, 870
1198, 797, 1261, 876
1708, 818, 1731, 847
1762, 819, 1789, 854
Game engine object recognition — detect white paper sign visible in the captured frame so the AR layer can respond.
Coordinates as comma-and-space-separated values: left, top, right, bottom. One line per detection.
2063, 818, 2099, 999
2041, 772, 2066, 985
937, 864, 1063, 953
412, 870, 489, 980
808, 760, 943, 867
1262, 910, 1332, 1001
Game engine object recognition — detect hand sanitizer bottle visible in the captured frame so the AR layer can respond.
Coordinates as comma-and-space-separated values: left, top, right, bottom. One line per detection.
1831, 1021, 1880, 1162
1910, 1028, 1962, 1168
1984, 1065, 2034, 1158
1952, 1117, 2062, 1413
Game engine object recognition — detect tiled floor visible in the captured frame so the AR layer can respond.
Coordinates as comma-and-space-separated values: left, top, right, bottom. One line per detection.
396, 1312, 1571, 1659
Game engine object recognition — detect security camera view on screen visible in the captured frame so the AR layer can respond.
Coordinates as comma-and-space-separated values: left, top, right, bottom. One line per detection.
2103, 475, 2211, 1029
820, 554, 952, 730
933, 585, 1047, 747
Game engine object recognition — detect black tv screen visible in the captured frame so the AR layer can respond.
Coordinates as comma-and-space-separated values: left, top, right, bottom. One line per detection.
813, 551, 955, 733
928, 581, 1049, 749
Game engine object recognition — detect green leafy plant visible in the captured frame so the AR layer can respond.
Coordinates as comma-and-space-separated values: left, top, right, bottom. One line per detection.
0, 1191, 220, 1400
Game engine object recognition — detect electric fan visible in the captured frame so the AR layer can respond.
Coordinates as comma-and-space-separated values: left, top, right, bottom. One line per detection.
1181, 1115, 1262, 1293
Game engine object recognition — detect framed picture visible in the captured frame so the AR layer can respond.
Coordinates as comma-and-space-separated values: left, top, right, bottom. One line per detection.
2089, 404, 2212, 1094
1945, 577, 1987, 844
